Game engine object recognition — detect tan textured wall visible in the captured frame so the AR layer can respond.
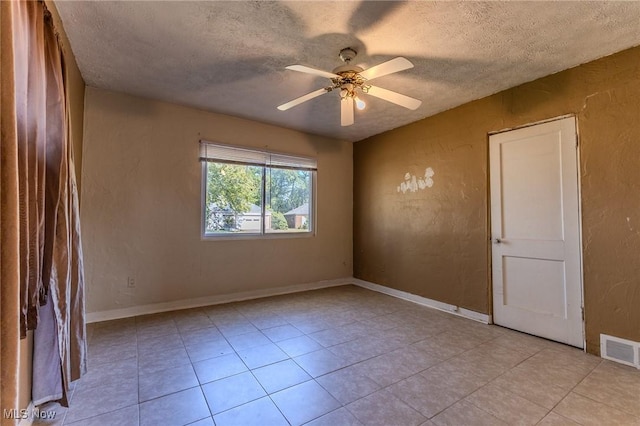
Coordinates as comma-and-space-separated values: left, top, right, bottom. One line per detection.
354, 46, 640, 355
81, 87, 353, 314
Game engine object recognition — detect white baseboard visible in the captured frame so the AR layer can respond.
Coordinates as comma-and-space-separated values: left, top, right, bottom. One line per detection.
352, 278, 491, 324
86, 277, 352, 323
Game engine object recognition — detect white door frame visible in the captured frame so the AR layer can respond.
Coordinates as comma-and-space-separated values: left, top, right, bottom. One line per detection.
488, 115, 586, 349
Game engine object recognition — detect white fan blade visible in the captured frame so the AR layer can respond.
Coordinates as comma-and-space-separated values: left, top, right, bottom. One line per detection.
277, 88, 328, 111
341, 96, 354, 126
359, 57, 414, 81
366, 85, 422, 110
286, 65, 340, 80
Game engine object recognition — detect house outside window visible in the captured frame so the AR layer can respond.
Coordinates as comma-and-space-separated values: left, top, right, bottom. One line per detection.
200, 141, 316, 237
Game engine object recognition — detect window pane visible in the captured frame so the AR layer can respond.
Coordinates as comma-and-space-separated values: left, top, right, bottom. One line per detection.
266, 168, 312, 233
204, 162, 263, 234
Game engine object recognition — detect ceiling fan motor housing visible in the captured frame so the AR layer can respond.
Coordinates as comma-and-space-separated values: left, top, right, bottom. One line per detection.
339, 47, 358, 63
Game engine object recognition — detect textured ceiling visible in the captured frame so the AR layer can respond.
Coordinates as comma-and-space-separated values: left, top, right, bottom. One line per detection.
55, 1, 640, 142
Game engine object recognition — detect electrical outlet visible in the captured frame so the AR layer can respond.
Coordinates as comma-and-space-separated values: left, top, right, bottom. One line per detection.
127, 277, 135, 288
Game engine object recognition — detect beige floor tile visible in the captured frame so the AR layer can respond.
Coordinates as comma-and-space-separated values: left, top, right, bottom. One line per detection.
420, 361, 488, 399
472, 340, 532, 367
308, 327, 359, 347
306, 407, 363, 426
293, 348, 351, 377
137, 346, 190, 375
188, 417, 214, 426
205, 310, 245, 325
135, 312, 175, 329
316, 366, 381, 404
349, 351, 418, 386
75, 356, 138, 392
138, 363, 199, 402
276, 335, 324, 358
554, 392, 640, 426
449, 319, 506, 341
136, 332, 183, 354
271, 380, 341, 426
342, 335, 405, 358
377, 324, 440, 346
247, 314, 289, 330
88, 341, 137, 366
65, 404, 139, 426
360, 313, 407, 331
573, 360, 640, 417
72, 287, 640, 426
225, 330, 271, 351
338, 320, 373, 336
410, 329, 481, 360
136, 322, 179, 340
431, 401, 508, 426
179, 326, 223, 346
65, 378, 138, 423
322, 312, 365, 328
346, 389, 426, 426
201, 371, 266, 415
288, 317, 332, 334
193, 352, 247, 384
174, 313, 213, 333
213, 396, 288, 426
236, 342, 289, 369
432, 401, 508, 426
185, 337, 235, 363
217, 321, 259, 338
491, 329, 556, 356
92, 317, 137, 333
327, 341, 376, 364
261, 324, 304, 342
252, 359, 312, 393
537, 412, 580, 425
387, 374, 465, 418
491, 366, 570, 409
529, 347, 601, 378
464, 382, 548, 425
139, 387, 210, 426
388, 346, 441, 375
444, 348, 508, 382
89, 330, 138, 353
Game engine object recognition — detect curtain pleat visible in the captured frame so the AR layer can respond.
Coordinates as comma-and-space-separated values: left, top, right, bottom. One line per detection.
1, 0, 86, 414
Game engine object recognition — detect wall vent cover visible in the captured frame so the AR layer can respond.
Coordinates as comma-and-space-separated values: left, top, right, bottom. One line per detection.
600, 334, 640, 369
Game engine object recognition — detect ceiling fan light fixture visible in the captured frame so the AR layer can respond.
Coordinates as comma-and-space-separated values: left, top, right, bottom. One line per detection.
278, 47, 421, 124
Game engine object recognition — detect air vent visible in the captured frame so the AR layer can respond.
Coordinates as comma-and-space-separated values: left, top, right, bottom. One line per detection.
600, 334, 640, 368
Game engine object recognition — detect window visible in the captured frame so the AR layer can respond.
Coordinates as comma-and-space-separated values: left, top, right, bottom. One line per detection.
200, 141, 316, 237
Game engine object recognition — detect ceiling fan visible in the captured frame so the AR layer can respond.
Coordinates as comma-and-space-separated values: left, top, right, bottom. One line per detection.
277, 47, 422, 126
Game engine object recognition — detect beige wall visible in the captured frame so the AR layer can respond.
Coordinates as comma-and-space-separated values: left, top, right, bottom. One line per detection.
354, 46, 640, 355
81, 87, 353, 314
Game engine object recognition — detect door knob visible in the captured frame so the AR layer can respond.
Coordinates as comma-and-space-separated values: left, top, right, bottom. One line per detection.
494, 238, 502, 244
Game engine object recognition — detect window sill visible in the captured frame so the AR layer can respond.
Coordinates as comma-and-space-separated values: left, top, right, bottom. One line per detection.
201, 231, 315, 241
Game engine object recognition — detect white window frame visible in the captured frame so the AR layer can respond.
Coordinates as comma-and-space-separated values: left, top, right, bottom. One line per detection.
200, 141, 317, 239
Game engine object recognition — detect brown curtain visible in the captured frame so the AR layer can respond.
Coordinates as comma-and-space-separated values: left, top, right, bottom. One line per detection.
1, 0, 23, 422
1, 0, 86, 418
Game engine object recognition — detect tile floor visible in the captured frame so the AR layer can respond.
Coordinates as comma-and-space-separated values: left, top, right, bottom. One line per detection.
35, 285, 640, 426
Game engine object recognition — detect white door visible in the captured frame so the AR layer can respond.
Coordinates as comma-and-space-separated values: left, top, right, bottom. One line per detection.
490, 117, 583, 348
